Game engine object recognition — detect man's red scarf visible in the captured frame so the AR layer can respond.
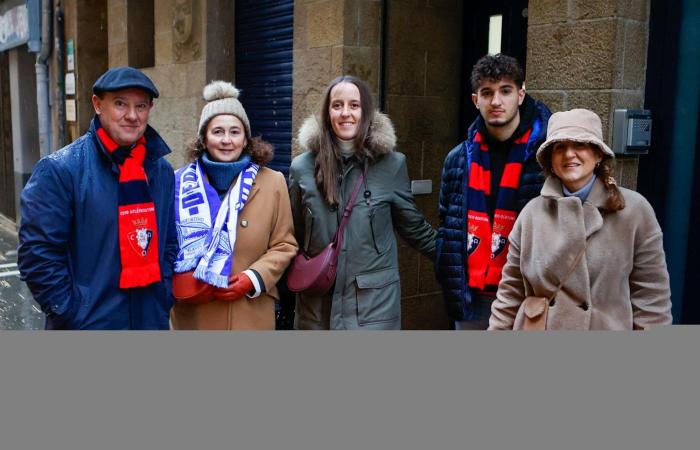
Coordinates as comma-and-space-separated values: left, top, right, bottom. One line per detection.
96, 123, 161, 288
466, 130, 531, 290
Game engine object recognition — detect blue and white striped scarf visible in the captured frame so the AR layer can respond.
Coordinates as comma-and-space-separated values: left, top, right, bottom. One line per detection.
174, 159, 259, 287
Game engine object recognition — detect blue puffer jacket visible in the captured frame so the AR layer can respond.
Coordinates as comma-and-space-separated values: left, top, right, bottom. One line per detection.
435, 96, 551, 321
18, 119, 177, 329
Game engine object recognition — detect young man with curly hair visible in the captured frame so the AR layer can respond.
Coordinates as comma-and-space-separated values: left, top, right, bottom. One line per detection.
436, 54, 552, 330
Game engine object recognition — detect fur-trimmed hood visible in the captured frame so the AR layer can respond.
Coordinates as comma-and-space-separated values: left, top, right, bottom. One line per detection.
297, 111, 397, 157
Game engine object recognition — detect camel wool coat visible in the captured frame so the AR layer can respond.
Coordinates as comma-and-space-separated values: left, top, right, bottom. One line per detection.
489, 176, 672, 330
171, 167, 298, 330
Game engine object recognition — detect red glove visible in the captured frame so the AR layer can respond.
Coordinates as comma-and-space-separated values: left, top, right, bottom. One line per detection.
172, 270, 214, 304
213, 272, 254, 302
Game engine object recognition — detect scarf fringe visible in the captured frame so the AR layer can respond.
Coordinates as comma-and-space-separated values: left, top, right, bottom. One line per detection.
174, 258, 200, 273
193, 264, 229, 288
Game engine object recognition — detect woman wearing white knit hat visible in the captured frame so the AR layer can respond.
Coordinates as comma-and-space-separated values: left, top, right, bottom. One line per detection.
489, 108, 671, 330
170, 81, 298, 329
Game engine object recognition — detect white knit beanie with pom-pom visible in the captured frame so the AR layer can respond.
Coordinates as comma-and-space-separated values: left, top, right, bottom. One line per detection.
198, 80, 251, 139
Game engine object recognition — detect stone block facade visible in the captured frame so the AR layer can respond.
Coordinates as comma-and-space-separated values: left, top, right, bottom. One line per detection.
103, 0, 233, 169
59, 0, 213, 169
384, 0, 463, 329
140, 0, 205, 170
292, 0, 383, 155
527, 0, 651, 189
292, 0, 462, 328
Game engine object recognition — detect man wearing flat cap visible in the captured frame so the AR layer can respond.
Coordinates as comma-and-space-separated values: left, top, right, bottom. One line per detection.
18, 66, 178, 329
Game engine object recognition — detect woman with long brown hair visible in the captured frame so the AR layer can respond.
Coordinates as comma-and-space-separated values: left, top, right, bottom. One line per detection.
288, 75, 437, 330
489, 109, 672, 330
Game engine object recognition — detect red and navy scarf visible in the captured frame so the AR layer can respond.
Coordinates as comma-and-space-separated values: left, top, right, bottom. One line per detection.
466, 129, 532, 290
96, 120, 161, 288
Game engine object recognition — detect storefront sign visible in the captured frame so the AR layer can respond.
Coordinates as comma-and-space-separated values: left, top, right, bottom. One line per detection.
0, 4, 29, 51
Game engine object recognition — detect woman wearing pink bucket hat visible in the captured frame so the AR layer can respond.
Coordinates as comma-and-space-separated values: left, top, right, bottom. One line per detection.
489, 108, 672, 330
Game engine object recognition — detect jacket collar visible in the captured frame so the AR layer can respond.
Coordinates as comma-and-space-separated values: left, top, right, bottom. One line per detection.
466, 94, 552, 159
89, 116, 172, 163
476, 93, 539, 145
541, 176, 607, 238
541, 176, 607, 208
297, 111, 397, 158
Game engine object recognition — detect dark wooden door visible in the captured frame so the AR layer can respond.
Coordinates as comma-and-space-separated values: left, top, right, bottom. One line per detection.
460, 0, 529, 136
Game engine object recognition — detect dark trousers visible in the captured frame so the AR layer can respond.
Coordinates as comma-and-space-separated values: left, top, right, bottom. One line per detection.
453, 293, 496, 330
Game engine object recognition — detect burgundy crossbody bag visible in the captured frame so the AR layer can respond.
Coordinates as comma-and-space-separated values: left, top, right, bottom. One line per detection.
286, 163, 367, 296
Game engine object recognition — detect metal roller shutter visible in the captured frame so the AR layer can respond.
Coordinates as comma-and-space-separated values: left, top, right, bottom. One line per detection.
235, 0, 294, 176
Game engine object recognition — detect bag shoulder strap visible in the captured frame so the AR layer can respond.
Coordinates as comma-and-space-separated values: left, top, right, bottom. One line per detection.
333, 161, 367, 245
549, 241, 588, 301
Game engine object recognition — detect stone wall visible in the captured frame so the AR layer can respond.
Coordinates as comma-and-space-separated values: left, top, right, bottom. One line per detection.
107, 0, 231, 169
56, 1, 234, 167
527, 0, 651, 188
384, 0, 464, 329
292, 0, 383, 155
293, 0, 461, 328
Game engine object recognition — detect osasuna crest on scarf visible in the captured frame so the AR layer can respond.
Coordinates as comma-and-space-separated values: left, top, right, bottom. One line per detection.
491, 232, 507, 258
128, 227, 154, 257
467, 222, 482, 256
467, 232, 481, 256
491, 220, 509, 258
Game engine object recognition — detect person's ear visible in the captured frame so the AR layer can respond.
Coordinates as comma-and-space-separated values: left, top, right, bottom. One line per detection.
595, 148, 604, 164
91, 94, 102, 114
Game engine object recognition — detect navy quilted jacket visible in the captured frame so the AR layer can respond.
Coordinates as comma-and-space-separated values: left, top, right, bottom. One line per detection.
435, 96, 551, 321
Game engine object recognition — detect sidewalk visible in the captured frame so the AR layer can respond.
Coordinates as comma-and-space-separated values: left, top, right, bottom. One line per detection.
0, 214, 44, 330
